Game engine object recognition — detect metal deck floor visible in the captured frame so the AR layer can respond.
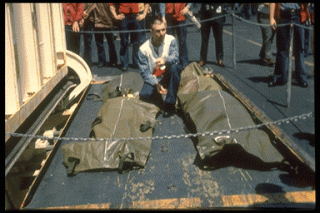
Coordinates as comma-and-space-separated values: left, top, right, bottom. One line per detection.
24, 84, 314, 209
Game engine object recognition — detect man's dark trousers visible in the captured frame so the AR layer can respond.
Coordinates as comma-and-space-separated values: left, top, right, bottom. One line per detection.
139, 64, 182, 108
273, 13, 307, 84
200, 19, 224, 63
120, 15, 142, 69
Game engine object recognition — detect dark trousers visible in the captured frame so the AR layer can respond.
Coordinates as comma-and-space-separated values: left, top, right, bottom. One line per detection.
200, 19, 223, 63
273, 14, 307, 83
140, 64, 182, 108
83, 20, 117, 66
120, 15, 142, 68
65, 25, 80, 55
257, 12, 275, 60
95, 27, 117, 65
167, 17, 189, 68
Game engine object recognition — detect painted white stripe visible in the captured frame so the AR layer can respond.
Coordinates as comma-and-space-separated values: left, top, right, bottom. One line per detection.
218, 90, 232, 130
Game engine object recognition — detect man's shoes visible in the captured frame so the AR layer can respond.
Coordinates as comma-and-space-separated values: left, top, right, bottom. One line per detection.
108, 62, 117, 67
163, 109, 175, 118
163, 103, 175, 118
260, 58, 275, 67
268, 78, 284, 87
121, 67, 128, 72
298, 81, 308, 88
97, 62, 106, 68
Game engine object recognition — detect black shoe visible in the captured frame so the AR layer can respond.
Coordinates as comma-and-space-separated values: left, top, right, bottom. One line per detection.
121, 67, 128, 72
298, 81, 308, 88
163, 109, 175, 118
268, 78, 284, 87
97, 62, 106, 68
108, 62, 117, 67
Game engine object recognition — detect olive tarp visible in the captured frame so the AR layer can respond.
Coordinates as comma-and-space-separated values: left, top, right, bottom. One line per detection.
62, 72, 160, 175
62, 63, 284, 176
177, 62, 284, 165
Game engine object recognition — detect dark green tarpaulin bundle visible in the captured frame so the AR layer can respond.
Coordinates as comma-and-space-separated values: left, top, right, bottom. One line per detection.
101, 72, 144, 102
177, 63, 284, 165
62, 72, 160, 175
178, 62, 222, 95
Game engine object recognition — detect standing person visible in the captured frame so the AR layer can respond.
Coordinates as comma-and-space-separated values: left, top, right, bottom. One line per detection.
138, 19, 182, 118
162, 3, 191, 68
109, 3, 143, 71
131, 3, 150, 68
269, 3, 310, 88
82, 4, 117, 68
81, 4, 94, 68
199, 3, 225, 67
257, 3, 275, 66
304, 3, 313, 57
63, 3, 83, 54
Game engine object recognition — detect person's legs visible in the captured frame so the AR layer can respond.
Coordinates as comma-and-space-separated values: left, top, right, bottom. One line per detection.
139, 82, 164, 108
273, 19, 290, 84
163, 63, 182, 107
94, 28, 107, 66
212, 20, 224, 62
176, 21, 189, 68
83, 20, 94, 67
200, 20, 211, 64
293, 17, 307, 85
120, 16, 131, 69
104, 28, 118, 65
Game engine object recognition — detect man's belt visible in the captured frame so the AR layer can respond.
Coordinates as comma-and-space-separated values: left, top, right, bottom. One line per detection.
280, 9, 300, 19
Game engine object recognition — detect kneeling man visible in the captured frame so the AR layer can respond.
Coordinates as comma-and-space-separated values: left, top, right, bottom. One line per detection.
138, 19, 182, 117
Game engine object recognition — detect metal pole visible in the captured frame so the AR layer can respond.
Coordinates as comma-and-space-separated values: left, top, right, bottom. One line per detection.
232, 13, 236, 69
287, 23, 294, 108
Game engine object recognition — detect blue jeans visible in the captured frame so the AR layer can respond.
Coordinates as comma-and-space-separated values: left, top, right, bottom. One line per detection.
140, 64, 182, 108
167, 18, 189, 68
273, 14, 307, 83
120, 15, 142, 68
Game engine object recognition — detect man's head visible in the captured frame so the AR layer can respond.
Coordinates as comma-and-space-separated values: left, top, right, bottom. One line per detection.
150, 19, 166, 45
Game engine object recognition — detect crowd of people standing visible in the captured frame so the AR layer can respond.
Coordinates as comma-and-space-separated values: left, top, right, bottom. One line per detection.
62, 3, 314, 89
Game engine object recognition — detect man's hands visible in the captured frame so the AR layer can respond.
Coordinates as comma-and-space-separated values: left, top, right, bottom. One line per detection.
155, 57, 166, 67
156, 83, 167, 95
136, 13, 146, 21
270, 18, 277, 30
180, 5, 190, 15
72, 21, 80, 32
115, 13, 125, 20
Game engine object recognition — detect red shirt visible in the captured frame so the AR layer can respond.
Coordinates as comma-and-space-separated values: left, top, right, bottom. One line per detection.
166, 3, 186, 22
108, 3, 139, 15
63, 3, 84, 25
